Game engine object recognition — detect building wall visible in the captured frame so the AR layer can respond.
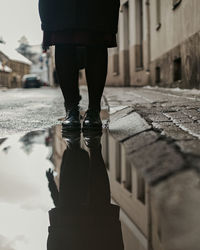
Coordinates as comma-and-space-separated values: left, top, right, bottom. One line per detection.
0, 71, 11, 88
150, 0, 200, 61
106, 0, 200, 89
0, 51, 30, 88
150, 0, 200, 89
107, 0, 151, 87
6, 60, 30, 88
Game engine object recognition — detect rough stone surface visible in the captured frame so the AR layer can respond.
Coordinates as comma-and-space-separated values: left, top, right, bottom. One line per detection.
123, 131, 159, 154
177, 123, 200, 139
109, 112, 151, 142
110, 106, 134, 122
152, 170, 200, 250
176, 140, 200, 156
148, 114, 170, 122
104, 86, 200, 250
152, 122, 195, 140
128, 141, 185, 185
104, 86, 200, 184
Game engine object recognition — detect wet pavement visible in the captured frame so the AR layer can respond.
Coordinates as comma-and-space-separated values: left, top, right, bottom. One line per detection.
1, 86, 200, 250
0, 87, 107, 138
0, 124, 126, 250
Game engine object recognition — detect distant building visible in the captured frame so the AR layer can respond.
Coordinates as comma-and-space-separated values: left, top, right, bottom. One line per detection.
18, 42, 55, 87
0, 44, 32, 88
106, 0, 200, 89
28, 44, 49, 84
0, 61, 12, 88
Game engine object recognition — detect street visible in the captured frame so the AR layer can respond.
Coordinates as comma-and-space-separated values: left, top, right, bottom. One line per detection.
0, 85, 200, 250
0, 87, 65, 138
1, 86, 200, 139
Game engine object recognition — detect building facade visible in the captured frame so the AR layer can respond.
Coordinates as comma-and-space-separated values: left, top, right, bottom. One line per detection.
0, 61, 12, 88
0, 44, 31, 88
106, 0, 200, 89
6, 60, 30, 88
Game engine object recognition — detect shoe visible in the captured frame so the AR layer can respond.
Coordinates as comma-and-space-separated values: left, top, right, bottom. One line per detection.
83, 130, 102, 149
62, 106, 81, 131
62, 130, 81, 149
82, 109, 102, 131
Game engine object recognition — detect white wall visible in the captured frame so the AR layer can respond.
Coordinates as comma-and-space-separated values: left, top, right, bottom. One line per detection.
150, 0, 200, 61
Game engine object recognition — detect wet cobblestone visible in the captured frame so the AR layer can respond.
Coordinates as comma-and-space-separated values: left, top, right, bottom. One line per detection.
104, 86, 200, 184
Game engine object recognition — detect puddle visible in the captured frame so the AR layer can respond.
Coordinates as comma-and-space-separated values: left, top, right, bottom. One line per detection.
0, 112, 149, 250
0, 125, 125, 250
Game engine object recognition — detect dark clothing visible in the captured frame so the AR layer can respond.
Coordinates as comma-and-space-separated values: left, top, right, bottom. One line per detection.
48, 205, 124, 250
47, 135, 124, 250
42, 30, 117, 50
39, 0, 120, 34
38, 0, 119, 111
55, 45, 108, 110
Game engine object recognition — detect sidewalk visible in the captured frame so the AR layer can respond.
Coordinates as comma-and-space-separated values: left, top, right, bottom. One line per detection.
102, 86, 200, 250
104, 86, 200, 184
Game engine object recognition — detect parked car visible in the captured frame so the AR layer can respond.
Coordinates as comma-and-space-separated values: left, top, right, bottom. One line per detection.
22, 74, 41, 88
40, 79, 50, 87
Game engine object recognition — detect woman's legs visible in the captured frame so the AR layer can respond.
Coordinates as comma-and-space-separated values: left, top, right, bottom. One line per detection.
55, 44, 81, 129
55, 44, 80, 109
55, 44, 108, 130
85, 46, 108, 112
55, 45, 108, 111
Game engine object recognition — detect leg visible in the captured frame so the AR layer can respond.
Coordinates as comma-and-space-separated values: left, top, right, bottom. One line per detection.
55, 44, 80, 109
85, 46, 108, 111
55, 45, 81, 130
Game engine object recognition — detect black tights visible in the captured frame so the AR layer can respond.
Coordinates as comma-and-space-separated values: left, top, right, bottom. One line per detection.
55, 45, 108, 111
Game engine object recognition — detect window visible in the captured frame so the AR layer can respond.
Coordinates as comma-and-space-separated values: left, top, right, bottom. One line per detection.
124, 161, 132, 192
116, 142, 121, 183
173, 0, 182, 10
137, 173, 145, 204
155, 66, 161, 83
113, 34, 120, 75
135, 0, 144, 69
113, 53, 119, 75
173, 58, 182, 81
156, 0, 161, 30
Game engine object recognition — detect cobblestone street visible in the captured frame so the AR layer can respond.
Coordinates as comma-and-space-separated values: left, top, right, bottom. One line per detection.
103, 86, 200, 249
104, 86, 200, 183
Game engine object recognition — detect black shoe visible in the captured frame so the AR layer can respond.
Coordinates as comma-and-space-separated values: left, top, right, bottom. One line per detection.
62, 130, 81, 149
82, 109, 102, 131
62, 106, 81, 131
83, 130, 102, 149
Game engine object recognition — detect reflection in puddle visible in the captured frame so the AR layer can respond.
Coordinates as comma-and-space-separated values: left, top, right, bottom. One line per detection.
0, 126, 124, 250
48, 129, 124, 250
0, 130, 54, 250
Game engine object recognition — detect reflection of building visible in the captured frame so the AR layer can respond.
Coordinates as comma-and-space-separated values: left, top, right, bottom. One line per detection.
105, 131, 147, 250
50, 126, 145, 250
106, 0, 200, 89
0, 44, 31, 88
50, 125, 66, 187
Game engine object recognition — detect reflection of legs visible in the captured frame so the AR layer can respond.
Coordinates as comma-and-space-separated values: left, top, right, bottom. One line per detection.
59, 148, 90, 208
55, 45, 80, 109
85, 47, 108, 111
89, 145, 111, 206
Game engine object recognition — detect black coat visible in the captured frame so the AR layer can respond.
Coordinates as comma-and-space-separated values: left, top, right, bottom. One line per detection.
39, 0, 120, 34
